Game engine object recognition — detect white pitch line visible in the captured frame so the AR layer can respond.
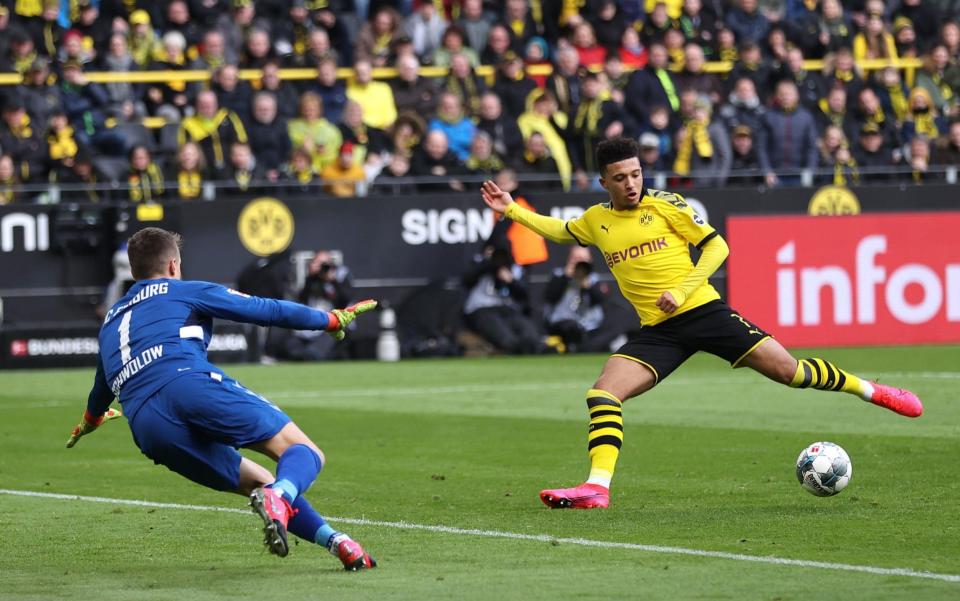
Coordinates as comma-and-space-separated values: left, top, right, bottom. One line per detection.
1, 488, 957, 584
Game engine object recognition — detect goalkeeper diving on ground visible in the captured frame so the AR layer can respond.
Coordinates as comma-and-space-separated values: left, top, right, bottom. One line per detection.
66, 227, 378, 570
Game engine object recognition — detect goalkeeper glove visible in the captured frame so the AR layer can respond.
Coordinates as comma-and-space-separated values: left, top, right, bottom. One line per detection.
66, 407, 123, 448
326, 299, 379, 341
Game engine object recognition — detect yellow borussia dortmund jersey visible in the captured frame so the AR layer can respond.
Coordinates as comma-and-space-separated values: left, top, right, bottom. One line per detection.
565, 188, 720, 326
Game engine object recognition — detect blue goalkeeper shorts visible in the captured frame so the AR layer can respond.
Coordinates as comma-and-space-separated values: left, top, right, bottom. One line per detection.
127, 371, 291, 492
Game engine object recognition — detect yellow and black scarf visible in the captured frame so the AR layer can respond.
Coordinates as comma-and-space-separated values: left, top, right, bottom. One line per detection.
673, 119, 713, 175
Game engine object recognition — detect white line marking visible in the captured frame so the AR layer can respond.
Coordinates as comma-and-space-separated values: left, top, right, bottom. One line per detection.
2, 488, 957, 583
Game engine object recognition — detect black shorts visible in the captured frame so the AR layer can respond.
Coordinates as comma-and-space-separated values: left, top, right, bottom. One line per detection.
613, 300, 771, 384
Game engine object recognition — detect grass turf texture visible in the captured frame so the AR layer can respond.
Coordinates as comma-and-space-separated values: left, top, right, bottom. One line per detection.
1, 346, 958, 600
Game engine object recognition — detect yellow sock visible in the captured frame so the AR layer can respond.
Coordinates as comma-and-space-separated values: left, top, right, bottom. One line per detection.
790, 358, 874, 401
585, 388, 623, 489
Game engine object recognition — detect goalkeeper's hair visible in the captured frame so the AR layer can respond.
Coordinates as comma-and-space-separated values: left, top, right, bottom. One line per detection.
596, 137, 640, 175
128, 227, 183, 280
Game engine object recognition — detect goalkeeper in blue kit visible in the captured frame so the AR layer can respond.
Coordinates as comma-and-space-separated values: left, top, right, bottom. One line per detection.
66, 227, 377, 570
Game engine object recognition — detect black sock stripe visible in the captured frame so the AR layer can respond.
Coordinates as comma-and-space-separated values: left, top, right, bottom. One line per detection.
587, 397, 621, 409
588, 435, 623, 450
834, 370, 847, 391
806, 358, 822, 386
589, 409, 622, 419
589, 421, 624, 432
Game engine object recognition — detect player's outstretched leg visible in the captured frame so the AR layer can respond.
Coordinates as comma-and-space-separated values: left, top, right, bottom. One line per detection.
540, 388, 621, 509
790, 357, 923, 418
287, 496, 377, 571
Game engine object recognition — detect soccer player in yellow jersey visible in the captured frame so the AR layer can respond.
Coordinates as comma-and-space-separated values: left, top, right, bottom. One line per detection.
480, 137, 924, 509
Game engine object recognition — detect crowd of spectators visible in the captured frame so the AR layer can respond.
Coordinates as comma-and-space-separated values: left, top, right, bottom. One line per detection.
2, 0, 960, 205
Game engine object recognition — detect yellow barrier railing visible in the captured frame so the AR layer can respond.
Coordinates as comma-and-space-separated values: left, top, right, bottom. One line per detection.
0, 57, 925, 86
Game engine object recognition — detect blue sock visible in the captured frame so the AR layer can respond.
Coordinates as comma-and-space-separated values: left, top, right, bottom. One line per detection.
287, 495, 339, 549
270, 444, 322, 504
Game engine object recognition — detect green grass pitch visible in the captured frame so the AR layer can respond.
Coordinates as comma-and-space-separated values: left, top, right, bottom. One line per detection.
1, 346, 958, 600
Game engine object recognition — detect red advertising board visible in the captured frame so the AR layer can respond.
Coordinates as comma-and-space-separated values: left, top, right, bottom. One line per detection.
727, 213, 960, 347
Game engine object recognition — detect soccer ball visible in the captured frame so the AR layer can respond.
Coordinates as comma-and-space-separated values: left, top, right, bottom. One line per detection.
795, 441, 852, 497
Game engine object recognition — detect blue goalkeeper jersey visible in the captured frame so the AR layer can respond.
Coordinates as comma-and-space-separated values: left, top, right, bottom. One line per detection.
86, 279, 332, 420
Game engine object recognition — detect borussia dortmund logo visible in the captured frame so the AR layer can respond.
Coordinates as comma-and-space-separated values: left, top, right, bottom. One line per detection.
639, 212, 654, 226
237, 197, 295, 256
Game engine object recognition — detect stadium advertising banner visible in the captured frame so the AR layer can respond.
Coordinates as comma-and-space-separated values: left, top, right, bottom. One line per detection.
727, 212, 960, 347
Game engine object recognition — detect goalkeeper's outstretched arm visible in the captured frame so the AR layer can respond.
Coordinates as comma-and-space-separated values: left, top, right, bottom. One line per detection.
480, 180, 575, 244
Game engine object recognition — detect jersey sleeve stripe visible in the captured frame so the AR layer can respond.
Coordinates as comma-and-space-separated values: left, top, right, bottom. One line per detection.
695, 231, 719, 249
565, 222, 586, 246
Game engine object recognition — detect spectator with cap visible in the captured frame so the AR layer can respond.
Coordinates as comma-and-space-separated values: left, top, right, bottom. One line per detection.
892, 16, 919, 58
287, 91, 342, 173
729, 124, 763, 183
3, 26, 39, 75
346, 58, 397, 129
128, 9, 162, 68
638, 131, 671, 171
895, 0, 941, 51
178, 89, 249, 170
756, 79, 819, 186
391, 53, 439, 119
491, 51, 538, 121
21, 58, 62, 131
853, 121, 896, 181
321, 141, 367, 197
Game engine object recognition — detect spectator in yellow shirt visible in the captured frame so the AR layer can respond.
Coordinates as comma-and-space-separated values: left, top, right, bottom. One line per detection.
346, 58, 397, 129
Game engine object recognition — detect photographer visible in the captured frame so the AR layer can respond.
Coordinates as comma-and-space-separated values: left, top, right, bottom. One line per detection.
462, 242, 544, 355
544, 247, 612, 353
284, 250, 353, 361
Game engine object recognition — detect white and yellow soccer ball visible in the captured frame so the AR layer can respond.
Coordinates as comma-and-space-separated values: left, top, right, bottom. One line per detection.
796, 441, 852, 497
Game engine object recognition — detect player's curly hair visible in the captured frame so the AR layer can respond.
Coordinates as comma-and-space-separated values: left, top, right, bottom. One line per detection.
128, 227, 182, 280
596, 137, 640, 175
